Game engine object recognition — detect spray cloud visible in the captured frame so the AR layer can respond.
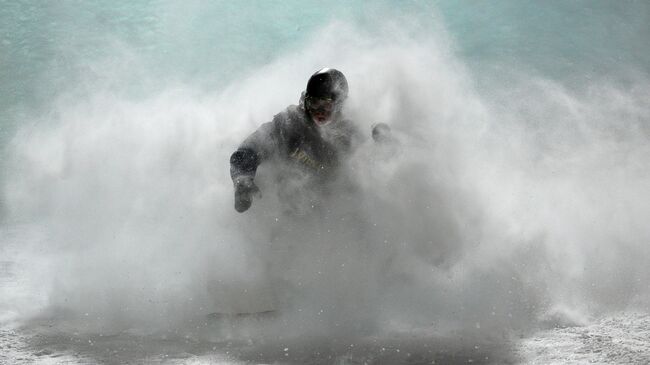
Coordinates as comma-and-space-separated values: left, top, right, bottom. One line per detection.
2, 14, 650, 346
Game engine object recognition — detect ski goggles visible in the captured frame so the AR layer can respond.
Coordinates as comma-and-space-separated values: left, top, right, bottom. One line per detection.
305, 96, 335, 113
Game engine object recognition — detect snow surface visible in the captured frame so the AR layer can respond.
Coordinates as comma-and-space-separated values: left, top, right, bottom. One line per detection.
2, 312, 650, 364
517, 312, 650, 365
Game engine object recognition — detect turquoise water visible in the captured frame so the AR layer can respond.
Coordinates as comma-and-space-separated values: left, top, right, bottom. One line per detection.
2, 1, 648, 179
1, 0, 650, 341
2, 1, 648, 112
0, 2, 416, 114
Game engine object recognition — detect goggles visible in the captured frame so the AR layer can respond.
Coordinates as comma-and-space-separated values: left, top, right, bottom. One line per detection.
305, 96, 335, 113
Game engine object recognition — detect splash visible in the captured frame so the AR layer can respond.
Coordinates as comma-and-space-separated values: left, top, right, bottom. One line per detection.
2, 4, 650, 345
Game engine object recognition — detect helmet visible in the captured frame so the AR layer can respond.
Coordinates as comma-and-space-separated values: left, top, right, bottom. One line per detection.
303, 68, 348, 125
305, 68, 348, 102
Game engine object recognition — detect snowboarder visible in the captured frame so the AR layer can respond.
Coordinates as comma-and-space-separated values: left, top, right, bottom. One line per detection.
229, 68, 363, 213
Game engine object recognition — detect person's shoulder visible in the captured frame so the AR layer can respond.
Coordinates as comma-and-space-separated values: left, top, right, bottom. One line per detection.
272, 105, 307, 126
277, 104, 304, 118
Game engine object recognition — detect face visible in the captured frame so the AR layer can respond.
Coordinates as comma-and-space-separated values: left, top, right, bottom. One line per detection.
311, 109, 333, 125
306, 97, 335, 126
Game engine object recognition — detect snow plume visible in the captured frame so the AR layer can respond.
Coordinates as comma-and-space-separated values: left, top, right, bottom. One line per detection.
3, 17, 650, 344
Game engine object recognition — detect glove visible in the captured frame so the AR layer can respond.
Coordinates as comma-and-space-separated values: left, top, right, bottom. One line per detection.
371, 123, 392, 142
233, 175, 261, 213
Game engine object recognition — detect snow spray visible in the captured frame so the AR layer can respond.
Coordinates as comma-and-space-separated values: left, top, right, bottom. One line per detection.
2, 1, 650, 345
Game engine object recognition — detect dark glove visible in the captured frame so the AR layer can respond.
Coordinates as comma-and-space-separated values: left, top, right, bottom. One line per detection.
233, 175, 261, 213
371, 123, 392, 142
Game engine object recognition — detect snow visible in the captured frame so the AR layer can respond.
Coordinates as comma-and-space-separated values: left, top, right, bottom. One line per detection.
2, 227, 650, 364
2, 311, 650, 364
0, 312, 650, 364
518, 312, 650, 365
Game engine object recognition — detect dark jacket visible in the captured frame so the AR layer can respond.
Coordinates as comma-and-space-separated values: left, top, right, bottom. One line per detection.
230, 105, 360, 185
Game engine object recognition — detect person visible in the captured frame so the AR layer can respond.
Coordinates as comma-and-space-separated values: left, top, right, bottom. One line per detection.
229, 68, 362, 213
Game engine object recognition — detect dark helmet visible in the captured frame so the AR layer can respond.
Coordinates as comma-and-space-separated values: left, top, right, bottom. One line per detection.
305, 68, 348, 102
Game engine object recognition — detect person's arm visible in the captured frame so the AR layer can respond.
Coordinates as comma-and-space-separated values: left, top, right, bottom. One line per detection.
229, 120, 280, 212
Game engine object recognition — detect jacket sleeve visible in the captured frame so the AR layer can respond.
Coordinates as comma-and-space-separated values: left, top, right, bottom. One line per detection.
230, 120, 280, 180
